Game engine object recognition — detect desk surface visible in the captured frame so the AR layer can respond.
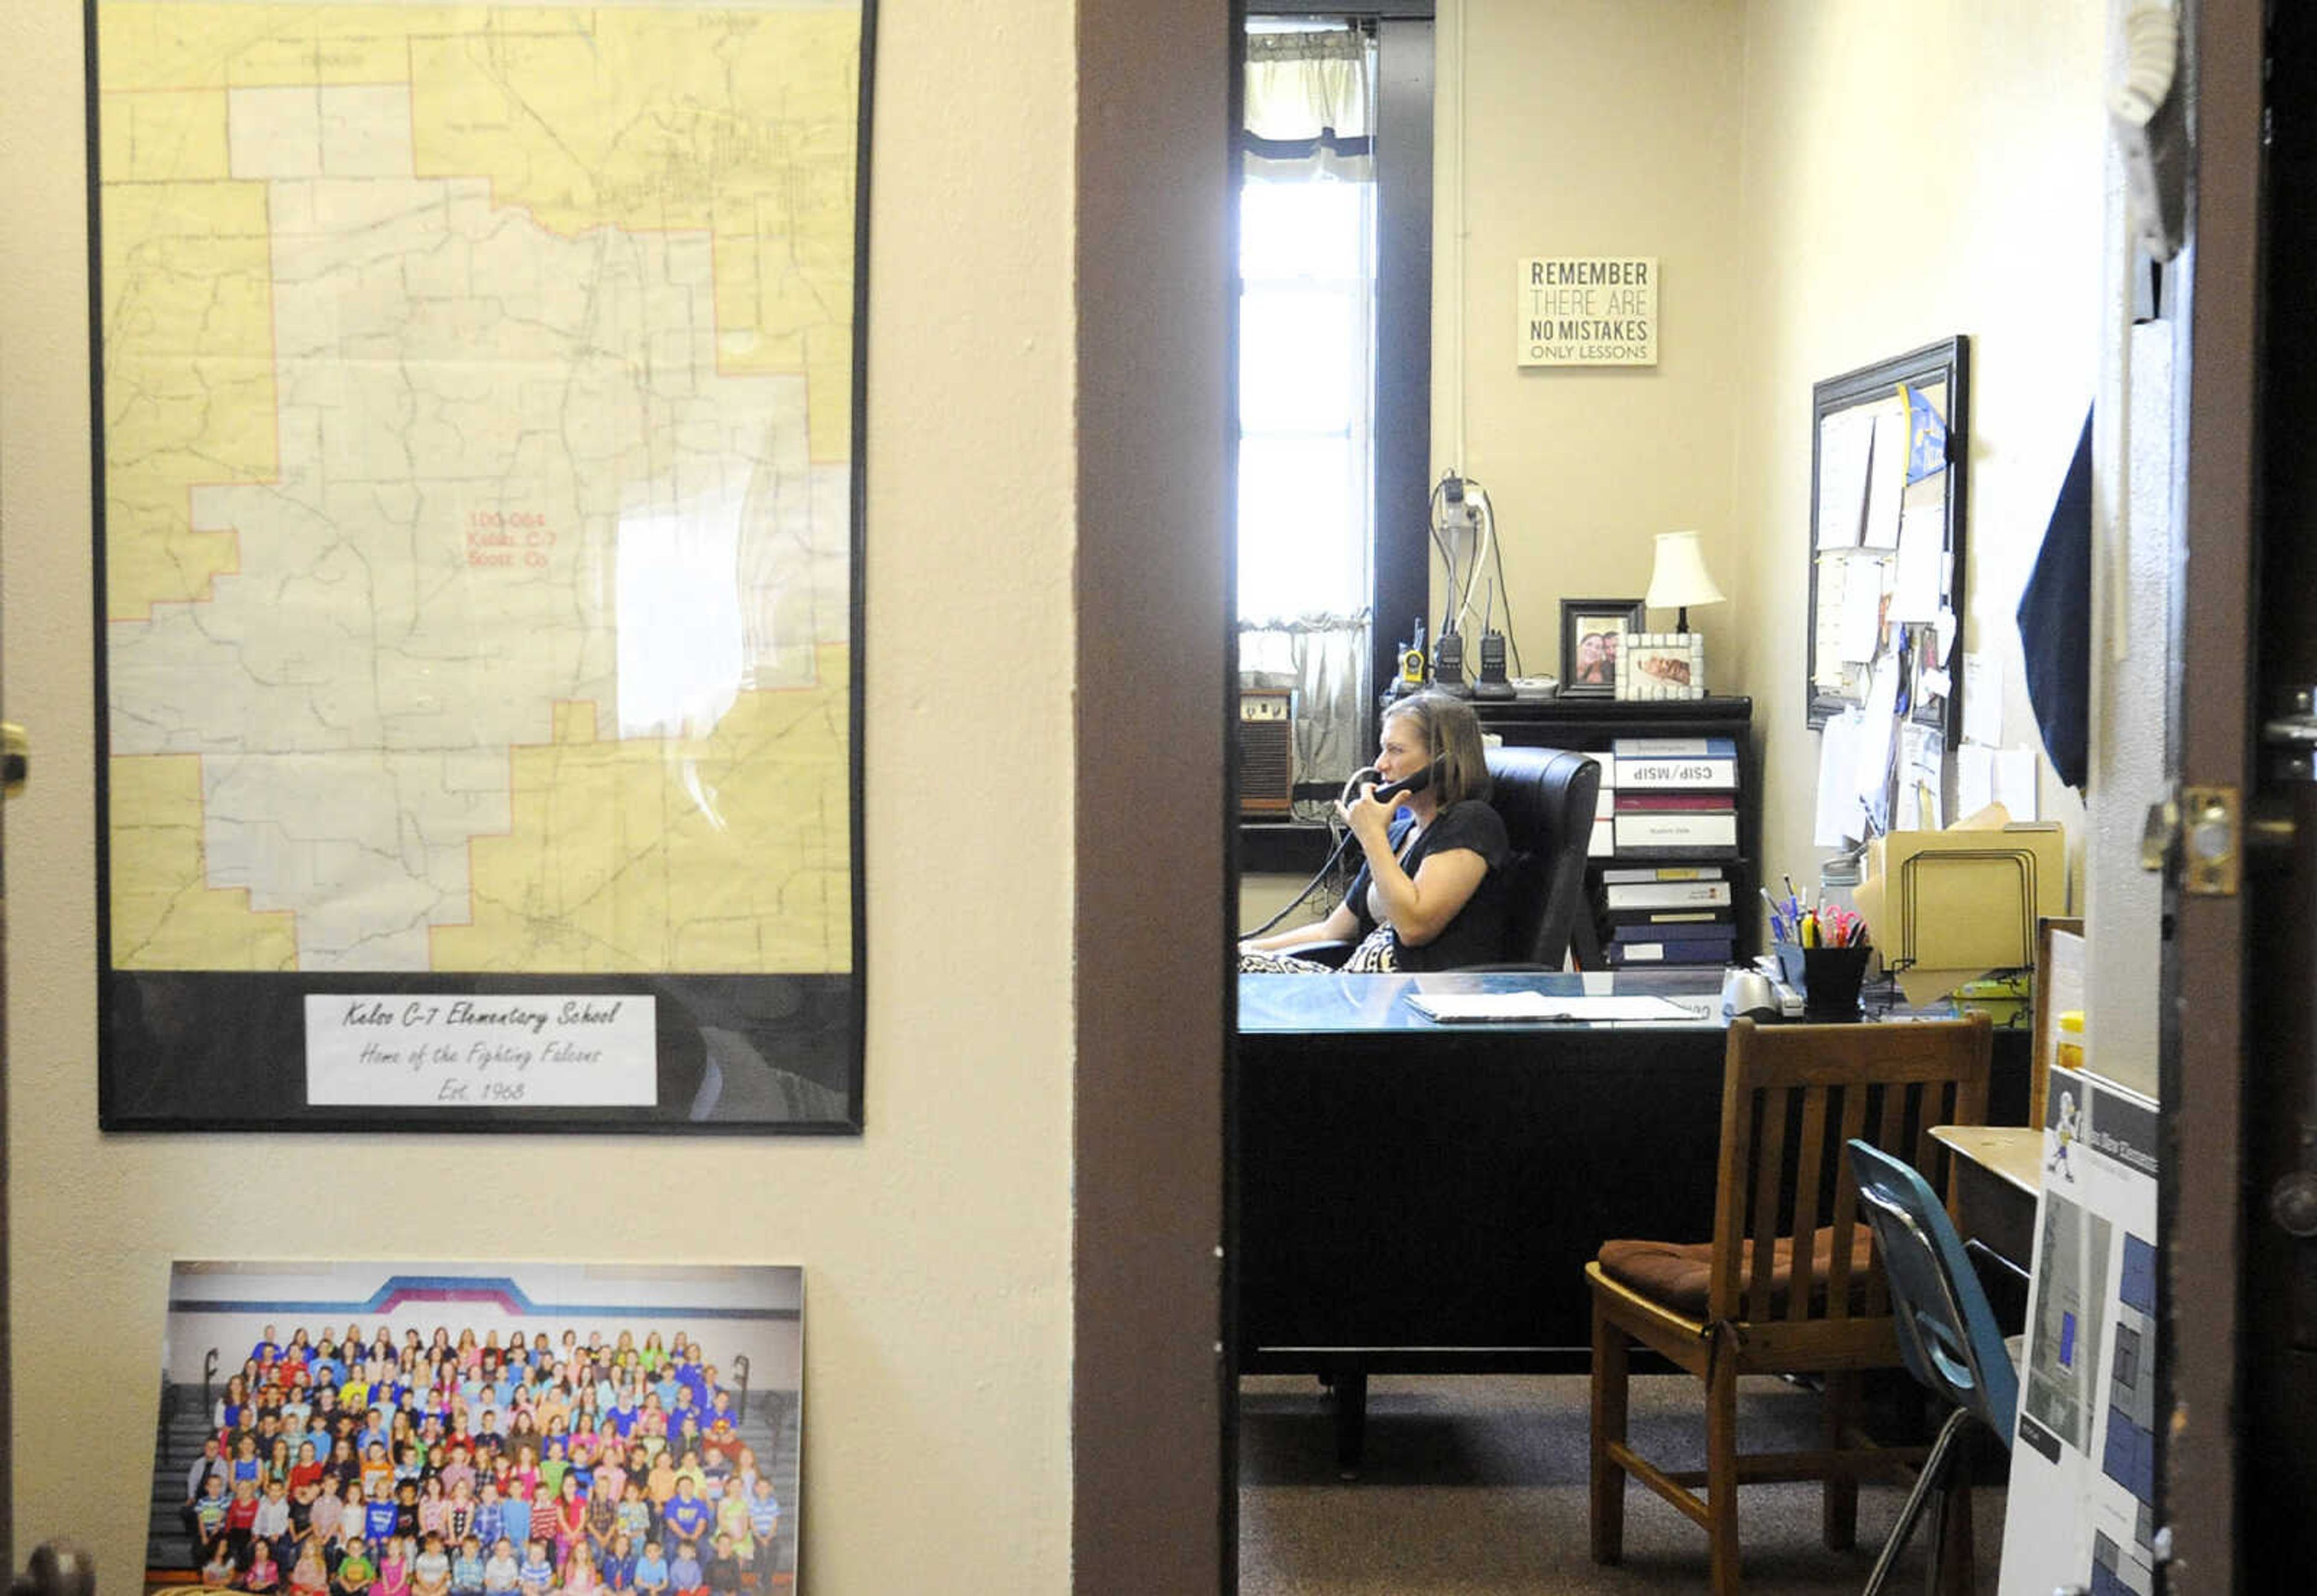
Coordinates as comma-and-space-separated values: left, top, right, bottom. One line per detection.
1931, 1124, 2044, 1196
1238, 969, 1727, 1034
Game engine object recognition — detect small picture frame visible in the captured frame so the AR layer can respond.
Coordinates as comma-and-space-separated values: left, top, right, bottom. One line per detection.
1618, 631, 1708, 701
1559, 598, 1645, 697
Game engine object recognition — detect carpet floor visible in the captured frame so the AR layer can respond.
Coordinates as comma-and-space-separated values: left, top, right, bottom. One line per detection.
1238, 1373, 2008, 1595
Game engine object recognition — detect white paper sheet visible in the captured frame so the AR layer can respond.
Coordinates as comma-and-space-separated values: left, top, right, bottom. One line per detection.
1957, 743, 1994, 819
1854, 661, 1900, 833
1994, 745, 2039, 819
1816, 407, 1875, 551
1897, 722, 1945, 831
1963, 651, 2003, 745
1836, 553, 1889, 662
1405, 992, 1698, 1023
1890, 503, 1944, 623
1816, 708, 1869, 846
1862, 407, 1909, 550
1813, 557, 1855, 688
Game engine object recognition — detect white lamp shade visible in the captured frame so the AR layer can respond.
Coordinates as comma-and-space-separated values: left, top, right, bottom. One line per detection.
1645, 530, 1725, 612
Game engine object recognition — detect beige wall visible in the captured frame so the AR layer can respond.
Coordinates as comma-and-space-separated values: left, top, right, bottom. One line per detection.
1433, 0, 1748, 684
1728, 0, 2104, 927
0, 1, 1078, 1590
1437, 0, 2103, 938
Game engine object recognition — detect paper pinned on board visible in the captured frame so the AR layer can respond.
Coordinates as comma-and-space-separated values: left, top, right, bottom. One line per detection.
1813, 556, 1851, 687
1992, 745, 2038, 819
1897, 722, 1945, 832
1957, 744, 1994, 819
1958, 745, 2039, 824
1963, 652, 2002, 745
1816, 407, 1875, 550
1836, 553, 1888, 662
1862, 406, 1910, 550
1890, 500, 1945, 623
1854, 661, 1901, 834
1816, 707, 1869, 846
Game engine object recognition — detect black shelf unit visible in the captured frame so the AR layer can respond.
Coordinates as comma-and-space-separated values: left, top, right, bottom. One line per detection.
1472, 695, 1758, 962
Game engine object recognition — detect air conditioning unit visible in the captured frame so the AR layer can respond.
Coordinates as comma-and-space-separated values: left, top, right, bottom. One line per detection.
1238, 688, 1296, 819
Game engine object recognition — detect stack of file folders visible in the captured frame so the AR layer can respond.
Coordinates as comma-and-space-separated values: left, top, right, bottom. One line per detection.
1598, 736, 1740, 967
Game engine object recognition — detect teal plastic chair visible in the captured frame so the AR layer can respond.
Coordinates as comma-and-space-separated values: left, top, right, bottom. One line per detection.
1843, 1139, 2020, 1595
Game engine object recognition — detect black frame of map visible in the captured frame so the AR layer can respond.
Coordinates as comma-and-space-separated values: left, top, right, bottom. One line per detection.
86, 0, 876, 1133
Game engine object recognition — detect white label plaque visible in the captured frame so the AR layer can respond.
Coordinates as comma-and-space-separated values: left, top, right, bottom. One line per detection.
305, 995, 657, 1107
1516, 256, 1658, 367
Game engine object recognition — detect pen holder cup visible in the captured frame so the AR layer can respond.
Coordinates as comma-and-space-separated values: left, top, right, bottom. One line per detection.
1799, 944, 1871, 1019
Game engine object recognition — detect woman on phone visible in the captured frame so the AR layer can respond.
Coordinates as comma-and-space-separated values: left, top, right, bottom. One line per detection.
1238, 691, 1508, 974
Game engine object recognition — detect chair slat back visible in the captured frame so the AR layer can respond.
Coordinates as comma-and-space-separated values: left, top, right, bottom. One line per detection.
1707, 1016, 1994, 1327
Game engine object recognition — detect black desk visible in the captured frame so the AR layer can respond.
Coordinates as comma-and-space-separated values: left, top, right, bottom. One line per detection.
1233, 970, 2029, 1469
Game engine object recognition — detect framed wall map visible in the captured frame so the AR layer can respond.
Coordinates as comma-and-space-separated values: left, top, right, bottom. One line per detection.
90, 0, 874, 1131
1805, 336, 1969, 745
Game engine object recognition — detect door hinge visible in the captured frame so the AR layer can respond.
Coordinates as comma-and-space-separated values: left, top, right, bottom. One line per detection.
1, 722, 25, 799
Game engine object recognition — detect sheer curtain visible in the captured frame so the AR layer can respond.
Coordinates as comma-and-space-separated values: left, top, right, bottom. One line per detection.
1238, 23, 1376, 819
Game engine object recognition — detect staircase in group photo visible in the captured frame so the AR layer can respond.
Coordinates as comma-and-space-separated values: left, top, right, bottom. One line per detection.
145, 1378, 804, 1585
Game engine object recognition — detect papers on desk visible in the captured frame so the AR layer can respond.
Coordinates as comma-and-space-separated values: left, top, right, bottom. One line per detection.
1404, 991, 1698, 1024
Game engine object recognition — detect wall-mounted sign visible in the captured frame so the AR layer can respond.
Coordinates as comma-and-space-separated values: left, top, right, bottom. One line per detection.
1516, 256, 1658, 367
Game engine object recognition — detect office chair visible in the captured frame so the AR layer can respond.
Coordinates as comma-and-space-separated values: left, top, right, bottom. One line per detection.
1481, 745, 1602, 968
1844, 1139, 2021, 1596
1262, 745, 1600, 969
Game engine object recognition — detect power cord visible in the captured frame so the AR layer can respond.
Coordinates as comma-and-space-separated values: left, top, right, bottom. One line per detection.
1241, 766, 1377, 939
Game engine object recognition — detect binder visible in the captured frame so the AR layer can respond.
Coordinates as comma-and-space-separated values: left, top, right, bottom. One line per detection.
1613, 811, 1738, 852
1611, 736, 1738, 790
1598, 863, 1724, 883
1602, 907, 1728, 927
1602, 879, 1734, 910
1607, 937, 1735, 966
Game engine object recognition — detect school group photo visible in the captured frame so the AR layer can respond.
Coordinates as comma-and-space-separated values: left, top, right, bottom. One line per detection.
147, 1264, 804, 1596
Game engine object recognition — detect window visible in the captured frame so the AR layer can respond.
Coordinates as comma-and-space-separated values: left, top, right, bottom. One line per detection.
1236, 13, 1429, 825
1238, 26, 1377, 624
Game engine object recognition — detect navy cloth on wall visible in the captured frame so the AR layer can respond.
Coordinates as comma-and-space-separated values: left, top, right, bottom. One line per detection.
2016, 410, 2093, 790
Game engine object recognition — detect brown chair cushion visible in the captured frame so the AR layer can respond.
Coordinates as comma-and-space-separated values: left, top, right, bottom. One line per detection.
1597, 1224, 1877, 1318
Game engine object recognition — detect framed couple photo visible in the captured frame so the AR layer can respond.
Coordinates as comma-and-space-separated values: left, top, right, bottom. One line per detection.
1558, 598, 1645, 698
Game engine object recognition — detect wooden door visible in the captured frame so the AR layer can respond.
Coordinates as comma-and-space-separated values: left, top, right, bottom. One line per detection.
2233, 0, 2317, 1583
2161, 0, 2266, 1586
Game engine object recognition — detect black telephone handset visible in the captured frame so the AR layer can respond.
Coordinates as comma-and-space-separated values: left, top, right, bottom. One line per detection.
1340, 765, 1434, 806
1371, 766, 1432, 803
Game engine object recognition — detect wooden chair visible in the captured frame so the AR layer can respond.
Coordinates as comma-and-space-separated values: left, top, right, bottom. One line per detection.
1584, 1013, 1993, 1595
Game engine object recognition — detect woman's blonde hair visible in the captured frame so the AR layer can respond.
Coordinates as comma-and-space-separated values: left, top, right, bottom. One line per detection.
1382, 691, 1491, 807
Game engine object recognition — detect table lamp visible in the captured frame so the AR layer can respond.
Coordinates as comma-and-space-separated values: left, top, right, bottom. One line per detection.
1622, 530, 1724, 699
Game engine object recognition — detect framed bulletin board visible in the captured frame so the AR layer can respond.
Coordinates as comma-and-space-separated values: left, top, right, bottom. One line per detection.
1805, 337, 1970, 742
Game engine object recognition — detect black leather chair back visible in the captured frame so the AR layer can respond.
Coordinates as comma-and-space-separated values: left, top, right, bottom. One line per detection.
1483, 745, 1601, 968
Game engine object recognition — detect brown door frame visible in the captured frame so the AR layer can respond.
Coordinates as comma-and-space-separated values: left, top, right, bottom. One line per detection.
1073, 1, 1235, 1591
2161, 0, 2262, 1585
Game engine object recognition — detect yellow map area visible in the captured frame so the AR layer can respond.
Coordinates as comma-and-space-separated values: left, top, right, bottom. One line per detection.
101, 2, 860, 977
109, 755, 300, 970
433, 646, 851, 973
